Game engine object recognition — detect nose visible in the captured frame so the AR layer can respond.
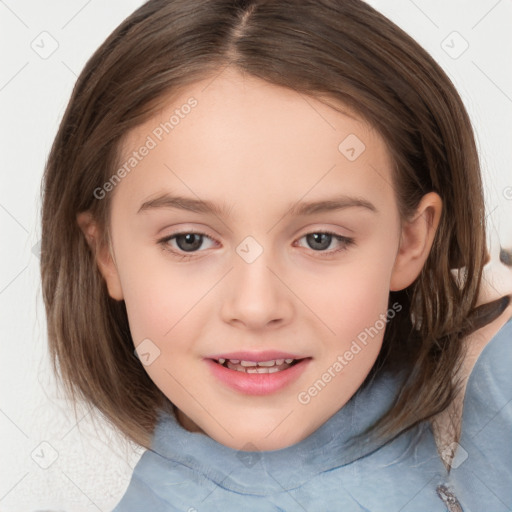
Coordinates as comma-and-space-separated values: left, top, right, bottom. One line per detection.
220, 248, 294, 330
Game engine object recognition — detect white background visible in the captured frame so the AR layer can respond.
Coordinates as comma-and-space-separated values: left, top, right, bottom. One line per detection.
0, 1, 511, 511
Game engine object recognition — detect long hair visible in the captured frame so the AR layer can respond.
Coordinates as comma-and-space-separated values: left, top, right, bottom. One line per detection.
40, 0, 510, 448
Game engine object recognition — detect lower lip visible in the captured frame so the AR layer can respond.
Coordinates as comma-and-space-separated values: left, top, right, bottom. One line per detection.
205, 358, 311, 395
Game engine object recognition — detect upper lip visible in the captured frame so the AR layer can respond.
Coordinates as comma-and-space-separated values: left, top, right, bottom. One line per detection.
207, 351, 308, 362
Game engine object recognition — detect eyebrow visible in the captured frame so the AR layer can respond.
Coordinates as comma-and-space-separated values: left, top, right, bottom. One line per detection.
137, 193, 377, 217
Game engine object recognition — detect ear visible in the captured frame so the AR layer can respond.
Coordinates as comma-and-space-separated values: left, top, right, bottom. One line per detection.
76, 211, 124, 301
390, 192, 442, 291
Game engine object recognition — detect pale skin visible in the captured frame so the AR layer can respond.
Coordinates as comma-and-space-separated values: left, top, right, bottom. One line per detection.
78, 67, 443, 451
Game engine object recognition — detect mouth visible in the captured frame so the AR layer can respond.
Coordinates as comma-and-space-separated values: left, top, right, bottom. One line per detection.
213, 357, 302, 373
205, 352, 311, 395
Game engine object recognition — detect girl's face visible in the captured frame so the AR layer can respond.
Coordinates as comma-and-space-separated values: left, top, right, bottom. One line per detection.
84, 68, 440, 451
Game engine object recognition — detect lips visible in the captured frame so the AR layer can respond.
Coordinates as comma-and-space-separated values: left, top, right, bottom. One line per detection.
205, 351, 311, 395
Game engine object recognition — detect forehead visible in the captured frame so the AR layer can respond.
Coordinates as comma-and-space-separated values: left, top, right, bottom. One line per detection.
112, 68, 396, 217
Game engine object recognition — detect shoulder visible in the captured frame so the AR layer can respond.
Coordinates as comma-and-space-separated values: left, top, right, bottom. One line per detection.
431, 289, 512, 468
447, 311, 512, 508
461, 307, 512, 430
454, 257, 512, 399
463, 259, 512, 365
461, 295, 512, 377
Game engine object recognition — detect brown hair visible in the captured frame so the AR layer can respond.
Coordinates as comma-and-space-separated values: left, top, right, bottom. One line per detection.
40, 0, 510, 448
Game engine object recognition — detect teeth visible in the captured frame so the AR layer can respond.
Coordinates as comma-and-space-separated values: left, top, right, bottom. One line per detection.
226, 361, 248, 372
240, 360, 258, 367
246, 367, 279, 374
219, 358, 296, 367
215, 355, 302, 375
244, 366, 282, 374
256, 360, 276, 367
222, 358, 299, 373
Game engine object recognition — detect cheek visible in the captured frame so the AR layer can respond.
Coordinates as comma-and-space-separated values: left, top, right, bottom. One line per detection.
119, 262, 207, 394
295, 253, 394, 345
116, 249, 203, 348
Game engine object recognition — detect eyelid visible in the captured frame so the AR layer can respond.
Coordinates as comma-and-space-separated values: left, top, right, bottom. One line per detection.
294, 230, 355, 255
157, 227, 355, 259
156, 230, 219, 259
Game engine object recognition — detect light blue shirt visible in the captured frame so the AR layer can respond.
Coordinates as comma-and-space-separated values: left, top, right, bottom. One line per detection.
113, 318, 512, 511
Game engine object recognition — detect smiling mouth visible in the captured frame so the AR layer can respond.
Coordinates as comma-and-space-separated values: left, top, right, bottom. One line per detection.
212, 358, 303, 373
207, 356, 311, 395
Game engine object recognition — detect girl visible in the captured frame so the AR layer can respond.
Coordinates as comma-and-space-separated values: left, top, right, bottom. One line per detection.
40, 0, 512, 510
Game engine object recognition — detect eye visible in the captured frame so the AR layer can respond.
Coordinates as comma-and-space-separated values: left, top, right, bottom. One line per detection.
295, 231, 355, 255
158, 231, 218, 259
157, 230, 355, 261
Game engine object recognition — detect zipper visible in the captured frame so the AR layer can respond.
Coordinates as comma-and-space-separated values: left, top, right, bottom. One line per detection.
436, 484, 463, 512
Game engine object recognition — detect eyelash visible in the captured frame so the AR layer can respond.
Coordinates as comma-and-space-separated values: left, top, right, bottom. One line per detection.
157, 230, 355, 261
